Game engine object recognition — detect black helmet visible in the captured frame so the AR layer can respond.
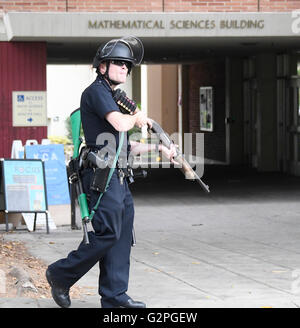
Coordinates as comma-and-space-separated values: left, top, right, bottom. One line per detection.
92, 36, 144, 68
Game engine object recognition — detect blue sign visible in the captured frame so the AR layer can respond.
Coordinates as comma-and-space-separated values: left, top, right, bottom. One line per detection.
25, 144, 70, 205
17, 95, 24, 102
2, 159, 47, 212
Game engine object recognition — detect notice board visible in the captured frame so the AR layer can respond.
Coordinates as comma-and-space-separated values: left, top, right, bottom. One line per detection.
0, 159, 48, 212
12, 91, 47, 127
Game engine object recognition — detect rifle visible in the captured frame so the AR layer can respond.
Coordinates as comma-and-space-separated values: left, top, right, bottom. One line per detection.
149, 120, 210, 193
112, 89, 210, 193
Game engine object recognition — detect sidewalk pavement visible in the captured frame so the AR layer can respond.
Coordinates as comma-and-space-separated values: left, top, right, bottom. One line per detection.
1, 166, 300, 308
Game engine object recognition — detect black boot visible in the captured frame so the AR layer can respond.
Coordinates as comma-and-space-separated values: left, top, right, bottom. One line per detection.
101, 296, 146, 308
119, 298, 146, 308
46, 268, 71, 308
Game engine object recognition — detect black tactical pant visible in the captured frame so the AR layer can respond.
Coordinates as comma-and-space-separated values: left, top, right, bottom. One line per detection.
48, 168, 134, 305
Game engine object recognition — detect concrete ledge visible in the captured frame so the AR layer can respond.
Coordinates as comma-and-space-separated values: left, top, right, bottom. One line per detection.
0, 204, 71, 229
3, 12, 299, 41
48, 204, 71, 226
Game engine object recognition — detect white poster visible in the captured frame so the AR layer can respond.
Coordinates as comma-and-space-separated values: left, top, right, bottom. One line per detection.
12, 91, 47, 127
199, 87, 213, 132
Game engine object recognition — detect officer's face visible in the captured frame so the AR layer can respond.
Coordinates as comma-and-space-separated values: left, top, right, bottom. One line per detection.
99, 61, 128, 86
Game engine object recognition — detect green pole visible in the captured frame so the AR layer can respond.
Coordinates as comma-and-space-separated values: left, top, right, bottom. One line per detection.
70, 108, 82, 159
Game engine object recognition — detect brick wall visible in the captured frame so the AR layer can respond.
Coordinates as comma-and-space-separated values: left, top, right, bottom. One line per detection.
0, 0, 299, 12
0, 42, 47, 158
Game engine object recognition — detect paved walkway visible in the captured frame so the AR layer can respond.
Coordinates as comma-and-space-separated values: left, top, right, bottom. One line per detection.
1, 166, 300, 308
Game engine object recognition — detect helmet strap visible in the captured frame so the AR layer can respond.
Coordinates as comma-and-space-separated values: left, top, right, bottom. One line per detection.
98, 61, 132, 87
103, 62, 121, 87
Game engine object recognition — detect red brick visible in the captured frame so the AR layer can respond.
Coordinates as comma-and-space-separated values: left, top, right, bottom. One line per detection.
0, 0, 298, 12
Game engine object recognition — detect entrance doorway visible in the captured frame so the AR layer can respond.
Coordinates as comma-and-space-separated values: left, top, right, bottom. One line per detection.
288, 76, 300, 175
277, 74, 300, 175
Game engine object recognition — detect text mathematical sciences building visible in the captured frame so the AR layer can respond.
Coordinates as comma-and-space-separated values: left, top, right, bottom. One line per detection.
1, 1, 300, 175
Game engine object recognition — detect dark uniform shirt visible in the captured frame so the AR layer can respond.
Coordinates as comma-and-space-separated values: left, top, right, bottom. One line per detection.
80, 75, 131, 167
80, 75, 121, 149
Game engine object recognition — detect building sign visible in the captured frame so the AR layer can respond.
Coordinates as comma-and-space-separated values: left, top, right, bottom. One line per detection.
88, 19, 265, 31
12, 91, 47, 127
3, 12, 298, 41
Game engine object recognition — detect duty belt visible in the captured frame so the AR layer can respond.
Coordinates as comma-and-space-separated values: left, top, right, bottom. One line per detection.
117, 165, 134, 185
88, 132, 125, 221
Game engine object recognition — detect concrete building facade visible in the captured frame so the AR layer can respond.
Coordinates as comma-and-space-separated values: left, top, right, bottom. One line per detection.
0, 1, 300, 175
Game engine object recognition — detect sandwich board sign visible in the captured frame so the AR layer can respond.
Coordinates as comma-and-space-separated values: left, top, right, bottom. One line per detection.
0, 158, 50, 233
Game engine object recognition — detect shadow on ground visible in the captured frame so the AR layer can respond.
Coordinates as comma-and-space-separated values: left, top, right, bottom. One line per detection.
130, 165, 300, 204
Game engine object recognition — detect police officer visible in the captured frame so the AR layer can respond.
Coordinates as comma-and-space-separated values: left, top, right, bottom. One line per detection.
45, 36, 176, 308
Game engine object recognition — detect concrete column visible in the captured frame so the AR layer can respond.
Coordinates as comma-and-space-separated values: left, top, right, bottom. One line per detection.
146, 64, 178, 135
161, 65, 178, 135
256, 53, 277, 171
146, 65, 162, 125
226, 57, 243, 165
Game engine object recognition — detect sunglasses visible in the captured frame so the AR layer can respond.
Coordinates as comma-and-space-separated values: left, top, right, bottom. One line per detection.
111, 60, 132, 70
